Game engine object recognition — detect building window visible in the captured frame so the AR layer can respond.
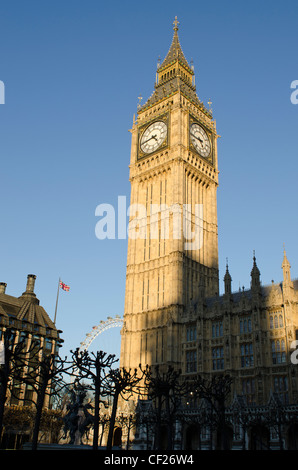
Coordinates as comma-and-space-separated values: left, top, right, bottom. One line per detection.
45, 338, 52, 352
19, 331, 28, 346
186, 325, 197, 342
269, 311, 284, 329
240, 343, 254, 368
212, 321, 223, 338
212, 346, 224, 370
10, 381, 23, 405
186, 350, 197, 373
24, 384, 34, 405
239, 317, 252, 334
274, 376, 289, 404
271, 339, 286, 364
242, 378, 255, 405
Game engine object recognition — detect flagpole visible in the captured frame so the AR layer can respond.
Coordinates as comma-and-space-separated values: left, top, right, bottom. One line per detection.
54, 277, 60, 325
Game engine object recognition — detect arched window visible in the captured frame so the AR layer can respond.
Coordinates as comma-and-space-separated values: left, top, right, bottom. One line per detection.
272, 339, 286, 364
274, 315, 278, 328
270, 316, 273, 329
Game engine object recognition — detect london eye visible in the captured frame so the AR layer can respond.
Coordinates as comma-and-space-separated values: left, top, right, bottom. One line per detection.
79, 315, 123, 351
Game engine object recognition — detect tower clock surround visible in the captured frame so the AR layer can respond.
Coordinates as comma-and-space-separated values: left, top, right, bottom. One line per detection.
140, 120, 168, 155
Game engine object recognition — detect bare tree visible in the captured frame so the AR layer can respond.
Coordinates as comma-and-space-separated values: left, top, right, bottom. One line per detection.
98, 410, 110, 447
71, 348, 117, 450
14, 350, 72, 450
142, 365, 188, 450
103, 367, 143, 450
192, 374, 233, 450
117, 412, 136, 450
0, 329, 41, 437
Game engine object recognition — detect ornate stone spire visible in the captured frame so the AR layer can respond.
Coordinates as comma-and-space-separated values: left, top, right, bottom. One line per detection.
158, 16, 192, 72
282, 245, 292, 285
251, 251, 261, 290
139, 17, 210, 114
224, 258, 232, 296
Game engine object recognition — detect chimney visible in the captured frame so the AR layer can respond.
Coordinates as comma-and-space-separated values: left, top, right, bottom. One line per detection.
0, 282, 7, 294
26, 274, 36, 293
21, 274, 38, 302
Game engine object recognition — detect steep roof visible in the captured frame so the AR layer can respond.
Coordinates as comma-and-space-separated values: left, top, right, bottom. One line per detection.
158, 17, 192, 72
0, 275, 56, 331
139, 17, 211, 117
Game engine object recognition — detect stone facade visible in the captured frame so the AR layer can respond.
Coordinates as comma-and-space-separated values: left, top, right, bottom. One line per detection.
0, 274, 62, 406
184, 252, 298, 405
119, 19, 298, 449
120, 19, 220, 374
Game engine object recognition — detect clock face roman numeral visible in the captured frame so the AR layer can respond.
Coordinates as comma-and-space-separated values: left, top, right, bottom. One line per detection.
140, 121, 167, 154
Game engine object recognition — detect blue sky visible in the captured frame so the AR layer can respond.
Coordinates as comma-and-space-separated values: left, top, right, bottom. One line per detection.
0, 0, 297, 360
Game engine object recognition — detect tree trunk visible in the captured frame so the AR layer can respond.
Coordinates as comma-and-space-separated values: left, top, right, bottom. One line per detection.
165, 395, 173, 450
31, 380, 47, 450
106, 391, 119, 450
92, 383, 100, 450
154, 395, 162, 450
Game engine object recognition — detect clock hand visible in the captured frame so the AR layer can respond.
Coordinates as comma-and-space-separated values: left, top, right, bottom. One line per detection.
142, 134, 157, 145
190, 132, 203, 144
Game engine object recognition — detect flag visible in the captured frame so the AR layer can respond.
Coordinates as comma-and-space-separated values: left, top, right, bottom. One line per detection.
0, 340, 4, 365
59, 281, 70, 292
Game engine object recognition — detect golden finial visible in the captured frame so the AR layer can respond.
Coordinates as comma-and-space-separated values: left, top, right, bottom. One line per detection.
173, 16, 179, 31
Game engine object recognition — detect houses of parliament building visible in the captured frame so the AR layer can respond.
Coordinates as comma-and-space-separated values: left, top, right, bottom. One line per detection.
119, 18, 298, 449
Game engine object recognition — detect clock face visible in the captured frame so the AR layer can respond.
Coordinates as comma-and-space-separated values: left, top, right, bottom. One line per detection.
190, 123, 211, 158
140, 121, 167, 154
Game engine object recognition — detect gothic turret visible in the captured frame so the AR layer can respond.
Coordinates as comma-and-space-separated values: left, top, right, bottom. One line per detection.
224, 260, 232, 296
282, 247, 292, 284
282, 247, 293, 298
250, 252, 261, 291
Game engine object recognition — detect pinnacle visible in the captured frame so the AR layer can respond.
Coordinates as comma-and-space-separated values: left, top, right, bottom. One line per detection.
282, 246, 291, 268
158, 17, 192, 73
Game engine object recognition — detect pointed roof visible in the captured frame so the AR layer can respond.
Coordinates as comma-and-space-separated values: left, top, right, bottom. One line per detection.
158, 17, 193, 73
139, 18, 212, 116
282, 246, 291, 269
0, 274, 58, 333
251, 251, 260, 278
224, 259, 232, 281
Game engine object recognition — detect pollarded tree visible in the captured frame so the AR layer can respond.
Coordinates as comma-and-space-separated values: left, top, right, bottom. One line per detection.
13, 350, 72, 450
103, 367, 143, 450
192, 374, 233, 450
1, 327, 71, 449
71, 348, 118, 450
0, 328, 40, 436
141, 364, 188, 450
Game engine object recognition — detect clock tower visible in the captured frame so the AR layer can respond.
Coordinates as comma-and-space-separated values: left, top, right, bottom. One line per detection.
120, 18, 219, 373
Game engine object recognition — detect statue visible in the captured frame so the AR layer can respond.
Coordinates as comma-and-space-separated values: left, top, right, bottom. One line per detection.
63, 385, 94, 445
